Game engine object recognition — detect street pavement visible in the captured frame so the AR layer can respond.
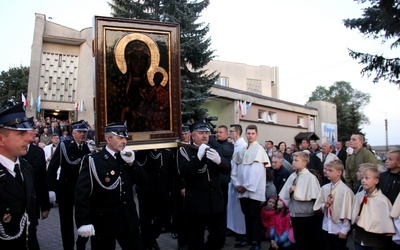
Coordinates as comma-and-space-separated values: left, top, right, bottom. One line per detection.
36, 205, 269, 250
37, 206, 356, 250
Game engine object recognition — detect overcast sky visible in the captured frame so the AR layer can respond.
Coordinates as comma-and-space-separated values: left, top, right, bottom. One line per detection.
1, 0, 399, 146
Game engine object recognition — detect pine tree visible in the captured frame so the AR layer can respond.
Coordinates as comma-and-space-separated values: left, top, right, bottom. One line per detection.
343, 0, 400, 86
108, 0, 218, 122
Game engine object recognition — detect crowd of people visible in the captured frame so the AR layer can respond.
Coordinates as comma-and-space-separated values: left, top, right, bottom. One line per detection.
0, 103, 399, 250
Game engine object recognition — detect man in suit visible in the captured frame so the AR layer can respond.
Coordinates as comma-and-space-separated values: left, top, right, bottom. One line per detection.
49, 121, 61, 136
335, 141, 347, 163
48, 120, 91, 250
22, 118, 50, 250
317, 142, 339, 185
214, 125, 234, 214
75, 121, 147, 249
0, 103, 36, 249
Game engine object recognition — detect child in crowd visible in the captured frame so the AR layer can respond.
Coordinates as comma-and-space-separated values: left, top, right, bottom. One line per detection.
266, 168, 277, 199
279, 151, 321, 250
314, 160, 354, 250
352, 164, 395, 249
269, 198, 293, 249
380, 149, 400, 204
261, 196, 277, 239
390, 193, 400, 246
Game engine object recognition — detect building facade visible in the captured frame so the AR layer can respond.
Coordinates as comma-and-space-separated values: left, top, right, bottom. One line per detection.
27, 13, 336, 147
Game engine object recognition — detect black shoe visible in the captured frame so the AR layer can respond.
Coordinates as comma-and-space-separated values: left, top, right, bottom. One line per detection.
249, 242, 261, 250
235, 234, 246, 242
234, 241, 250, 248
152, 240, 160, 250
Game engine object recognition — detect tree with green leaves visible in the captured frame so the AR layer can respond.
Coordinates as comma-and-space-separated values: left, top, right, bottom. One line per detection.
308, 81, 371, 142
343, 0, 400, 85
109, 0, 218, 122
0, 65, 29, 108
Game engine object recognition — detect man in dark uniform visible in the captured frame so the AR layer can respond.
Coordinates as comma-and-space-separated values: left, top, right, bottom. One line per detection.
22, 117, 50, 250
74, 121, 147, 250
0, 103, 36, 249
47, 120, 90, 250
178, 121, 230, 250
136, 148, 175, 250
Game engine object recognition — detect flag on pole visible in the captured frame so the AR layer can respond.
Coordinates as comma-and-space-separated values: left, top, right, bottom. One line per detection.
239, 101, 245, 118
30, 92, 34, 110
21, 93, 28, 107
36, 96, 41, 112
79, 99, 84, 112
246, 102, 252, 111
75, 100, 79, 111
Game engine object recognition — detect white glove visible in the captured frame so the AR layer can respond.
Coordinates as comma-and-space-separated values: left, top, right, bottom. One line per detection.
206, 148, 222, 165
77, 224, 95, 237
120, 147, 135, 164
49, 191, 56, 205
197, 144, 209, 160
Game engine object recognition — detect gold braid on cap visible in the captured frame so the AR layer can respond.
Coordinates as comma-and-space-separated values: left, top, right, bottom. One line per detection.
114, 33, 168, 87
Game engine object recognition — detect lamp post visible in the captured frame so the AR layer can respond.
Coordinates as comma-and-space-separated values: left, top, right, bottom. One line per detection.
385, 118, 389, 153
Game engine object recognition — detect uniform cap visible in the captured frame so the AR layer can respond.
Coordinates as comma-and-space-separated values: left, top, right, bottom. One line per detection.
0, 103, 33, 131
190, 121, 210, 132
105, 121, 128, 138
72, 120, 88, 131
182, 125, 190, 134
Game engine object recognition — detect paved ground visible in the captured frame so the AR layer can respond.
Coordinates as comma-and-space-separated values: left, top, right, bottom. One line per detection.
37, 206, 356, 250
36, 205, 270, 250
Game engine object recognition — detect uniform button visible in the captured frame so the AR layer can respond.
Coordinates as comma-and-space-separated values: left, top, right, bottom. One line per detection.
124, 202, 126, 204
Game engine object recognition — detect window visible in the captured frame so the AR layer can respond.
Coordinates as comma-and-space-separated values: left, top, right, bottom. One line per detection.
297, 116, 304, 127
215, 77, 229, 86
258, 110, 267, 122
268, 111, 277, 123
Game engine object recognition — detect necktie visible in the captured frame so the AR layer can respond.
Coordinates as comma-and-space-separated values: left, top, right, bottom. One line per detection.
14, 164, 23, 185
78, 144, 82, 150
115, 153, 122, 162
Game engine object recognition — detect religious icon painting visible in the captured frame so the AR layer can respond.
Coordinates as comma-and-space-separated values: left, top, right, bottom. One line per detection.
94, 16, 181, 149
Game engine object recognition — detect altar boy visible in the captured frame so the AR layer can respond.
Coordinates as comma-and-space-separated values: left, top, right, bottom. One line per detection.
314, 160, 353, 250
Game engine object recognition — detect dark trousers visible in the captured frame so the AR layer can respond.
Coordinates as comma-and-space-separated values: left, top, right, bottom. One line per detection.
291, 216, 318, 250
172, 191, 188, 247
91, 228, 144, 250
220, 182, 229, 230
324, 231, 348, 250
58, 199, 88, 250
239, 197, 263, 244
0, 230, 27, 249
28, 223, 40, 250
186, 212, 225, 250
137, 192, 170, 249
354, 242, 385, 250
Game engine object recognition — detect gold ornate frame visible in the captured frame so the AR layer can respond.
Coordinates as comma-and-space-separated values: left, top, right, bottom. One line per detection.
94, 16, 181, 148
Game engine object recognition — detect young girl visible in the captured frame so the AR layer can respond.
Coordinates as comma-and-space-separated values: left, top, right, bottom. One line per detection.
269, 198, 293, 249
261, 196, 277, 239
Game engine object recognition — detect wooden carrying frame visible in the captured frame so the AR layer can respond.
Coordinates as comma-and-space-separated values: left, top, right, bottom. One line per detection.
94, 16, 181, 149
